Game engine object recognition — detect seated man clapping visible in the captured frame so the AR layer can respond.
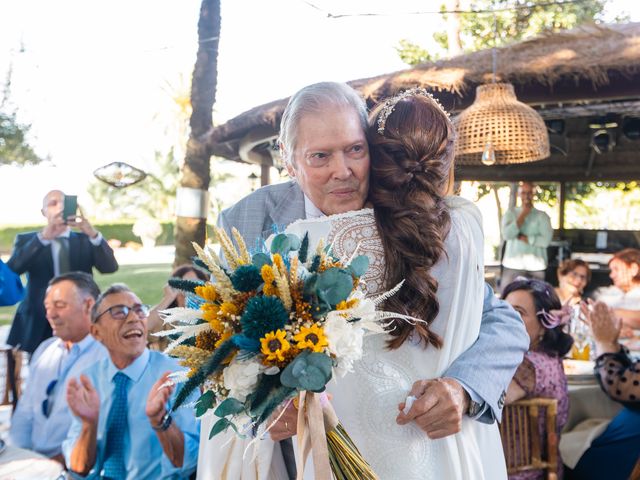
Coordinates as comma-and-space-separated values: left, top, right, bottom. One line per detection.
62, 283, 199, 479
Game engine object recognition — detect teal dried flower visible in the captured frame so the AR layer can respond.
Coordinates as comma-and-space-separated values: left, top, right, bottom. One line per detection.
168, 278, 204, 294
240, 296, 288, 339
231, 265, 263, 292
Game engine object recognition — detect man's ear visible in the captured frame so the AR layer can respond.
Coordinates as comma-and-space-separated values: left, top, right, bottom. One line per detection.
83, 298, 95, 321
286, 161, 296, 178
90, 323, 101, 342
630, 263, 640, 278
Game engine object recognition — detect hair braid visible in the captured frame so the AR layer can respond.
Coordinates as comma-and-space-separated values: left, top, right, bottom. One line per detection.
368, 94, 455, 349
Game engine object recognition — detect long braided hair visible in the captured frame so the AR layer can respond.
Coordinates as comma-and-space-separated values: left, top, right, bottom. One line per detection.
368, 92, 456, 350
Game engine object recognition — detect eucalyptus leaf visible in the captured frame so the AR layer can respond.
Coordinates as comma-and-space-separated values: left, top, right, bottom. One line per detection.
316, 268, 353, 306
209, 417, 231, 439
348, 255, 369, 278
195, 390, 216, 417
252, 252, 271, 269
270, 234, 289, 256
214, 397, 246, 417
281, 351, 332, 392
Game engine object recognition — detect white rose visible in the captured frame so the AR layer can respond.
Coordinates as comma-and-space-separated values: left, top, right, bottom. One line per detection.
323, 316, 364, 377
222, 359, 264, 402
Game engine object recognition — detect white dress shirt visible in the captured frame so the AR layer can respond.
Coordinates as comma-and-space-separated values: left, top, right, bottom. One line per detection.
8, 334, 108, 457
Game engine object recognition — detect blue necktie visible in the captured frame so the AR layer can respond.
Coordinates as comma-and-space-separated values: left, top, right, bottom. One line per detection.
103, 372, 129, 479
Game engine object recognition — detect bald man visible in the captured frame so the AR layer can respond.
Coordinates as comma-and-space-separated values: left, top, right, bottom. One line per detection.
7, 190, 118, 353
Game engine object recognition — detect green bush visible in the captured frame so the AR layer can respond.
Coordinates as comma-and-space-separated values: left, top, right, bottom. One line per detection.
0, 222, 178, 254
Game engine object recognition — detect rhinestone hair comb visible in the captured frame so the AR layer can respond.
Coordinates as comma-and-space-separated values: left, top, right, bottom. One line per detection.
376, 87, 451, 135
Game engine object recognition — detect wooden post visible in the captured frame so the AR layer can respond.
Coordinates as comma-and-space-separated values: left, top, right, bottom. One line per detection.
558, 181, 566, 234
261, 164, 270, 186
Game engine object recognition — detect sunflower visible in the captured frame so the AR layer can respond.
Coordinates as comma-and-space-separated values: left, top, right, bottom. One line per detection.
260, 330, 291, 362
293, 324, 329, 352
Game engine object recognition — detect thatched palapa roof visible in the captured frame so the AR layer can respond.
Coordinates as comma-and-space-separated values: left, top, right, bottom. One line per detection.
208, 22, 640, 182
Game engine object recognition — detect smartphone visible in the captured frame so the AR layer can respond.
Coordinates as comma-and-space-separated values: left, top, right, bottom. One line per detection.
62, 195, 78, 224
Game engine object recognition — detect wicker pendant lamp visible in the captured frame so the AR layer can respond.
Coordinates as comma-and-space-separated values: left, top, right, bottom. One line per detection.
453, 82, 550, 166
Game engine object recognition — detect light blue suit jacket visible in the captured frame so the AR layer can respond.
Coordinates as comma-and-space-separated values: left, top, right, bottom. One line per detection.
218, 181, 528, 422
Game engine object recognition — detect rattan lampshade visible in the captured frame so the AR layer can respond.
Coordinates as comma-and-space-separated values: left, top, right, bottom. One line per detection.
453, 83, 550, 165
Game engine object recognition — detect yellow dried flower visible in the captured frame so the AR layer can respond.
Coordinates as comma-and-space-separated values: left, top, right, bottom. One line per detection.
195, 284, 218, 302
336, 298, 359, 311
219, 302, 239, 317
261, 264, 275, 284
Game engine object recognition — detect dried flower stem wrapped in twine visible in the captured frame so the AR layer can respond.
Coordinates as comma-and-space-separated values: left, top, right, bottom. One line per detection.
294, 391, 377, 480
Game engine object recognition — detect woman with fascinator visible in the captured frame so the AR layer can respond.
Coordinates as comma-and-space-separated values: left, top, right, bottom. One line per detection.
280, 88, 508, 478
501, 278, 574, 480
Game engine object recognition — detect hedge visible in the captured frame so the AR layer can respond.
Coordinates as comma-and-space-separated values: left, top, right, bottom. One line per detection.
0, 222, 177, 254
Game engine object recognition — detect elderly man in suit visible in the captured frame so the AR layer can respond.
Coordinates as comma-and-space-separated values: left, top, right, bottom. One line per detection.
212, 82, 528, 477
7, 190, 118, 354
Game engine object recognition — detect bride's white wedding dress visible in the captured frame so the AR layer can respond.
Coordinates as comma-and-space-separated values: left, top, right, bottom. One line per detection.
197, 196, 506, 479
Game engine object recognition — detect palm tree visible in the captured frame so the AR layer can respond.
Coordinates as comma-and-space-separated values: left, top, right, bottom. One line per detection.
174, 0, 220, 265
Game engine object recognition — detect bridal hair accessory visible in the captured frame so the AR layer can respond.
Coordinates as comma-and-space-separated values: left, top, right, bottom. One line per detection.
159, 227, 421, 479
537, 305, 572, 329
377, 87, 451, 135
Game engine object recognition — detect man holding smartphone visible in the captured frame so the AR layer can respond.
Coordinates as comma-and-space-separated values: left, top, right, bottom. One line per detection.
6, 190, 119, 354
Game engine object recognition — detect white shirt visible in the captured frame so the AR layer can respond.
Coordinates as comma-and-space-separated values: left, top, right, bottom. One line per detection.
8, 334, 108, 457
303, 194, 324, 220
595, 285, 640, 310
36, 229, 104, 276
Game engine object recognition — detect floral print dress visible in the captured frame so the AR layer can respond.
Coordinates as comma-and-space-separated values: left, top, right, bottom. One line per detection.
508, 350, 570, 480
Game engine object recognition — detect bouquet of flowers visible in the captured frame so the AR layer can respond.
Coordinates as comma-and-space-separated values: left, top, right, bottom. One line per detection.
159, 227, 408, 479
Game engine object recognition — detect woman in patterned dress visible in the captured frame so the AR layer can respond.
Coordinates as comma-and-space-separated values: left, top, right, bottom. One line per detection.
502, 278, 574, 480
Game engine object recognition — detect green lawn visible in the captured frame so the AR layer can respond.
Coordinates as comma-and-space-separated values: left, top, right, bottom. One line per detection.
0, 263, 172, 326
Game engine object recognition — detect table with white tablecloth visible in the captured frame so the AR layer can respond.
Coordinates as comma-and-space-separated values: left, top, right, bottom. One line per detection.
0, 443, 65, 480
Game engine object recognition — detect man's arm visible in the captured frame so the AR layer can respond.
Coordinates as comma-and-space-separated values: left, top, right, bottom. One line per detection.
613, 308, 640, 330
7, 380, 35, 449
443, 283, 528, 423
146, 371, 199, 475
500, 210, 520, 241
6, 233, 44, 275
66, 375, 100, 476
89, 236, 119, 274
526, 211, 553, 248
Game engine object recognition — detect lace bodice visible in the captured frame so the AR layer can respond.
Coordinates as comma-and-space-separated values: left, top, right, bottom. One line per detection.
286, 199, 507, 479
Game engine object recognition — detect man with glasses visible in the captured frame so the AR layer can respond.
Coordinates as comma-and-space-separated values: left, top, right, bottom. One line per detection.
8, 271, 107, 464
62, 283, 199, 479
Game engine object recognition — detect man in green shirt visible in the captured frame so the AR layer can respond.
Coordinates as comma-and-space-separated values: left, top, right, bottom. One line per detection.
500, 182, 553, 289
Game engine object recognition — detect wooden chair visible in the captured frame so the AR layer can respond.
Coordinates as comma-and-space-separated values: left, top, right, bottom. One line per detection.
0, 345, 23, 410
499, 397, 559, 480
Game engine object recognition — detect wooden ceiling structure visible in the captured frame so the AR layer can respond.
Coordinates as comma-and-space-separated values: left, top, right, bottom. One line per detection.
207, 23, 640, 184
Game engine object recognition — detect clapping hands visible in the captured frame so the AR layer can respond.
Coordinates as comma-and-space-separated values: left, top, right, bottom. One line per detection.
146, 371, 175, 426
581, 300, 621, 355
67, 375, 100, 425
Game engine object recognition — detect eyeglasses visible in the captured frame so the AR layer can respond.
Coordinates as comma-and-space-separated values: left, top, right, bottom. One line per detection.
94, 303, 150, 323
41, 379, 58, 418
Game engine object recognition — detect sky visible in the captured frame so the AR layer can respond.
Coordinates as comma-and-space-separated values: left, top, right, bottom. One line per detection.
0, 0, 638, 225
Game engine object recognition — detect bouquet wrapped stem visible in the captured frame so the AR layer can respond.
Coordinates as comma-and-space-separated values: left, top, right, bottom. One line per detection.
294, 392, 377, 480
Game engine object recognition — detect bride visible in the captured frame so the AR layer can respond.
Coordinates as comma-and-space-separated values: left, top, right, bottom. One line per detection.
279, 88, 506, 479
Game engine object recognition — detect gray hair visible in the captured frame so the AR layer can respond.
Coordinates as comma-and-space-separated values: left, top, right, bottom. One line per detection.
48, 271, 101, 301
278, 82, 368, 166
91, 283, 134, 323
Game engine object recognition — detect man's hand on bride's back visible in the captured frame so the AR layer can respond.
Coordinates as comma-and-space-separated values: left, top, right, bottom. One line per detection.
396, 378, 470, 440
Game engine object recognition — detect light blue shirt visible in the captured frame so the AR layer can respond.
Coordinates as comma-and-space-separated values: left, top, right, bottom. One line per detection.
501, 206, 553, 271
8, 334, 108, 457
63, 349, 200, 479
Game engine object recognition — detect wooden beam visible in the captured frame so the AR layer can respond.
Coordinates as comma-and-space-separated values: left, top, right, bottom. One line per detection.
559, 182, 566, 232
